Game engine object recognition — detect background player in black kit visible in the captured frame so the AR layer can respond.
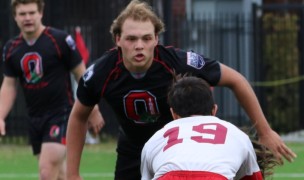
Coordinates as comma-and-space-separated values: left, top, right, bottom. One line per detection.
0, 0, 104, 180
66, 0, 296, 180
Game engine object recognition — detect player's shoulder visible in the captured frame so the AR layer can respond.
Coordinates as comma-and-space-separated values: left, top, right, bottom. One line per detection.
103, 47, 119, 58
2, 35, 23, 61
157, 45, 186, 56
3, 35, 23, 49
221, 120, 251, 140
144, 126, 166, 149
155, 45, 187, 66
94, 47, 119, 65
43, 26, 77, 51
84, 47, 119, 78
44, 26, 69, 38
156, 45, 207, 65
43, 26, 72, 44
217, 118, 243, 131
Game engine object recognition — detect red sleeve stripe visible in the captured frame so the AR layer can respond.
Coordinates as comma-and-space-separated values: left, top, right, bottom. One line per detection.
65, 74, 74, 105
101, 49, 123, 96
44, 27, 62, 59
153, 46, 174, 75
5, 34, 23, 61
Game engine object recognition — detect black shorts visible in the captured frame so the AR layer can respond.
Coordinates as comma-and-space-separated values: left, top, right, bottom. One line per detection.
114, 130, 144, 180
28, 107, 71, 155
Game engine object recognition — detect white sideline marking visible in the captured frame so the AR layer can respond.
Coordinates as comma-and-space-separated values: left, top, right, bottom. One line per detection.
0, 173, 303, 178
274, 173, 304, 178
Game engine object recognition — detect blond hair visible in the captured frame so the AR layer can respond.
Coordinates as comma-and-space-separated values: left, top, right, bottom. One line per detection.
110, 0, 165, 41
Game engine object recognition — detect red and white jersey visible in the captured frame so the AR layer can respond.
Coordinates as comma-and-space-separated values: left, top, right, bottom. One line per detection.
141, 116, 262, 180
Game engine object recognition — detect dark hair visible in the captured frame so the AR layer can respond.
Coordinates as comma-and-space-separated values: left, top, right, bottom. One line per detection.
110, 0, 165, 41
252, 140, 280, 178
11, 0, 45, 16
167, 75, 214, 117
169, 75, 279, 177
241, 126, 280, 178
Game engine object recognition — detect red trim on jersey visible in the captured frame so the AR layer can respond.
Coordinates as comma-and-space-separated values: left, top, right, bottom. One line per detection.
117, 48, 123, 65
240, 171, 263, 180
158, 171, 228, 180
61, 137, 66, 145
44, 27, 62, 59
101, 49, 124, 96
5, 35, 23, 61
65, 74, 74, 105
153, 47, 174, 74
109, 47, 118, 51
102, 67, 121, 96
165, 45, 174, 48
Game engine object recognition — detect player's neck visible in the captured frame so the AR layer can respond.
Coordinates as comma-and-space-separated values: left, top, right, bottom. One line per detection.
130, 72, 147, 79
22, 25, 46, 42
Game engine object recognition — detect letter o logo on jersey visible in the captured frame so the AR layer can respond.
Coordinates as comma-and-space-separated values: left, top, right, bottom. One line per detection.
49, 125, 60, 138
21, 52, 43, 83
124, 90, 160, 123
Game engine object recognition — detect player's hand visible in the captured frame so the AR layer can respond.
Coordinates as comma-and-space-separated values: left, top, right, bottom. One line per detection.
87, 106, 105, 136
0, 119, 6, 136
259, 129, 297, 164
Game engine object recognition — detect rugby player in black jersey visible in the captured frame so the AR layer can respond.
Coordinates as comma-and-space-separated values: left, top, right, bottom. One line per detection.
66, 0, 296, 180
0, 0, 104, 179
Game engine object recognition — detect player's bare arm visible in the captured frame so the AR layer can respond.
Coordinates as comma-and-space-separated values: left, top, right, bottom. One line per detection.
87, 106, 105, 136
71, 62, 105, 134
217, 63, 297, 163
0, 77, 18, 135
66, 99, 93, 180
71, 62, 86, 82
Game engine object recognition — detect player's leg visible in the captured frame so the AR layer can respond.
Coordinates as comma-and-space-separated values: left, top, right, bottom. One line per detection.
57, 159, 67, 180
39, 142, 66, 180
114, 132, 142, 180
39, 107, 70, 180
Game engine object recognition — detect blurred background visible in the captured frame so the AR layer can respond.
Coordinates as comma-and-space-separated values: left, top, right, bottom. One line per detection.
1, 0, 304, 144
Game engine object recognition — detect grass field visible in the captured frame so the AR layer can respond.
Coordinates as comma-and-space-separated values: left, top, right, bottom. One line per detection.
0, 138, 117, 180
0, 139, 303, 180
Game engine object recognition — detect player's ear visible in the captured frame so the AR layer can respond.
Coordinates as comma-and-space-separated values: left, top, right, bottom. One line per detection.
170, 108, 179, 120
211, 104, 218, 116
154, 34, 159, 46
115, 35, 121, 47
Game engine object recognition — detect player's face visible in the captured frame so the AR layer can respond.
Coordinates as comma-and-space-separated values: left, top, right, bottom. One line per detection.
14, 3, 43, 39
116, 18, 158, 73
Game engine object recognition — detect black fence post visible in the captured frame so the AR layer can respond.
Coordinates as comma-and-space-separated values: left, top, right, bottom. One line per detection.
251, 3, 267, 116
47, 0, 65, 29
163, 0, 172, 45
299, 9, 304, 129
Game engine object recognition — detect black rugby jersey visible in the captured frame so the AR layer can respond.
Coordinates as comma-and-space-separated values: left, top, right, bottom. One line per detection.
2, 27, 82, 116
78, 45, 221, 143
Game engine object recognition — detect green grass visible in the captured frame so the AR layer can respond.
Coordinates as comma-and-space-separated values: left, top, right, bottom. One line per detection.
269, 142, 304, 180
0, 138, 117, 180
0, 140, 303, 180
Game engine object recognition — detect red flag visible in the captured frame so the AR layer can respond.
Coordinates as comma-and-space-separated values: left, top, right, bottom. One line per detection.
75, 26, 90, 65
